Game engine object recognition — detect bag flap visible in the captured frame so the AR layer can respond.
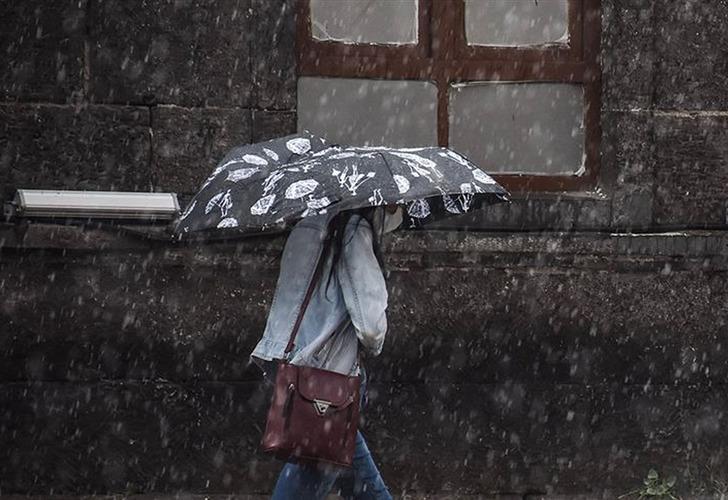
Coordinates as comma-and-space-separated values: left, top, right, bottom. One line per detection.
296, 365, 358, 408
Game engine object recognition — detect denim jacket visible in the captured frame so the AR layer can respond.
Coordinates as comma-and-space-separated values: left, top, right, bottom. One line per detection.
251, 210, 393, 376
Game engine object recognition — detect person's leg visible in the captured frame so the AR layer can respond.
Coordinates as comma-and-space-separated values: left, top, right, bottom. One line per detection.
348, 430, 393, 500
271, 461, 341, 500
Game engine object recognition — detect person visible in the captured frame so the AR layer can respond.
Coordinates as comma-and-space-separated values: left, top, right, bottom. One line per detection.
251, 204, 403, 500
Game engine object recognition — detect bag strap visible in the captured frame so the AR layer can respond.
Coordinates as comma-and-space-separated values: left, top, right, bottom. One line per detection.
283, 235, 332, 360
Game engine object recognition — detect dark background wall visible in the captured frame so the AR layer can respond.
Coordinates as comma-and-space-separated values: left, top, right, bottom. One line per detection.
2, 1, 728, 498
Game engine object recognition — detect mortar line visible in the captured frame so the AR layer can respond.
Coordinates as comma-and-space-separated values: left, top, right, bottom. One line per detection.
82, 0, 92, 103
648, 1, 660, 229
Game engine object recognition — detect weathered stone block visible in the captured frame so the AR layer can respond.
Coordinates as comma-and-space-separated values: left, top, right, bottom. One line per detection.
152, 105, 251, 194
601, 0, 656, 110
363, 383, 710, 496
0, 103, 151, 202
3, 230, 728, 384
251, 0, 296, 110
362, 383, 594, 494
377, 265, 724, 386
89, 0, 253, 107
0, 245, 278, 382
654, 0, 728, 110
426, 195, 611, 231
2, 380, 726, 496
251, 110, 296, 142
603, 111, 655, 228
0, 0, 85, 102
0, 381, 276, 494
653, 114, 728, 226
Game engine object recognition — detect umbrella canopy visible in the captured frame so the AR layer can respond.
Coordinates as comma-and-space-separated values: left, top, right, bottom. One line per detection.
174, 133, 509, 236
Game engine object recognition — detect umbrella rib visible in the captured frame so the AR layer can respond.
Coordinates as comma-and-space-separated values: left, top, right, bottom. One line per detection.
375, 151, 398, 203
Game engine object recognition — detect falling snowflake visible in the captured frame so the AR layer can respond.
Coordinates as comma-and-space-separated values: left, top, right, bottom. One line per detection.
286, 137, 311, 155
217, 217, 239, 228
226, 167, 260, 182
285, 179, 319, 199
251, 194, 276, 215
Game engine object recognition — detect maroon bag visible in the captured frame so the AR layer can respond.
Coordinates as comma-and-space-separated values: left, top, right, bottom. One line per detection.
260, 240, 360, 467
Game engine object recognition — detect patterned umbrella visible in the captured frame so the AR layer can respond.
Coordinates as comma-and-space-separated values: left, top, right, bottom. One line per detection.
174, 133, 509, 236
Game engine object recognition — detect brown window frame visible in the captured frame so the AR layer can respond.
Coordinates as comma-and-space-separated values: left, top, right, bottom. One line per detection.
296, 0, 601, 193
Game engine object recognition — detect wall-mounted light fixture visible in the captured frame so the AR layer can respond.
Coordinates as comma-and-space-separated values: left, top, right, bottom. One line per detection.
5, 189, 180, 222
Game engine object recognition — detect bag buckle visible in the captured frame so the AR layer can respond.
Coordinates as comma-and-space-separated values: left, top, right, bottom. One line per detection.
313, 399, 331, 416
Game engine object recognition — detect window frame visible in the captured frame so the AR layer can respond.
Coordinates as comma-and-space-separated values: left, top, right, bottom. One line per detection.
296, 0, 602, 193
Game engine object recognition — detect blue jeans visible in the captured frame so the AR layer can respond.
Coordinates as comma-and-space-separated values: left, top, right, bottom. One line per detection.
265, 363, 392, 500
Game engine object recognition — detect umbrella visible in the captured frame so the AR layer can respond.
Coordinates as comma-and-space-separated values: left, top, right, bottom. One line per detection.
174, 133, 510, 236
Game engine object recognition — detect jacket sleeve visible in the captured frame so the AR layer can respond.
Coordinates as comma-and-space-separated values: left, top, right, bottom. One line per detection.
337, 217, 388, 356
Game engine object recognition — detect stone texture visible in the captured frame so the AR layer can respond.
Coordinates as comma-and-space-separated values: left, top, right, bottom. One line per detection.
654, 0, 728, 110
653, 114, 728, 226
251, 0, 296, 110
426, 195, 611, 231
2, 229, 728, 385
379, 266, 725, 386
4, 379, 725, 496
0, 496, 269, 500
0, 245, 278, 382
601, 0, 656, 111
151, 105, 251, 194
88, 0, 253, 107
251, 110, 296, 142
0, 381, 275, 494
0, 103, 151, 202
0, 0, 85, 102
2, 228, 728, 496
604, 111, 656, 229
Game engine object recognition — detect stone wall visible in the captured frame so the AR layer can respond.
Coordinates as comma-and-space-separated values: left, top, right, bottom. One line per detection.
2, 225, 728, 498
1, 0, 296, 202
2, 0, 728, 498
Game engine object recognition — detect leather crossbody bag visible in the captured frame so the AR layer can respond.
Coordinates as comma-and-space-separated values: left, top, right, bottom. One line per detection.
260, 239, 360, 467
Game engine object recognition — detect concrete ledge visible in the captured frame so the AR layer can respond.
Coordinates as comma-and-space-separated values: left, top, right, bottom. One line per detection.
3, 223, 728, 259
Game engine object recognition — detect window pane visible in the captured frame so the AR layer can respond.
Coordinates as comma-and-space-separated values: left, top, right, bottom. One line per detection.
310, 0, 418, 45
465, 0, 569, 46
449, 82, 585, 175
298, 77, 438, 147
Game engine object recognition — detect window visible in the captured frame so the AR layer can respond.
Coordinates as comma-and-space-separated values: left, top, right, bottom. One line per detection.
296, 0, 601, 192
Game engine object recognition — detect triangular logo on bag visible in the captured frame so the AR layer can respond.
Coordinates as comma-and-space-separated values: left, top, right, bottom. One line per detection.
313, 399, 331, 416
